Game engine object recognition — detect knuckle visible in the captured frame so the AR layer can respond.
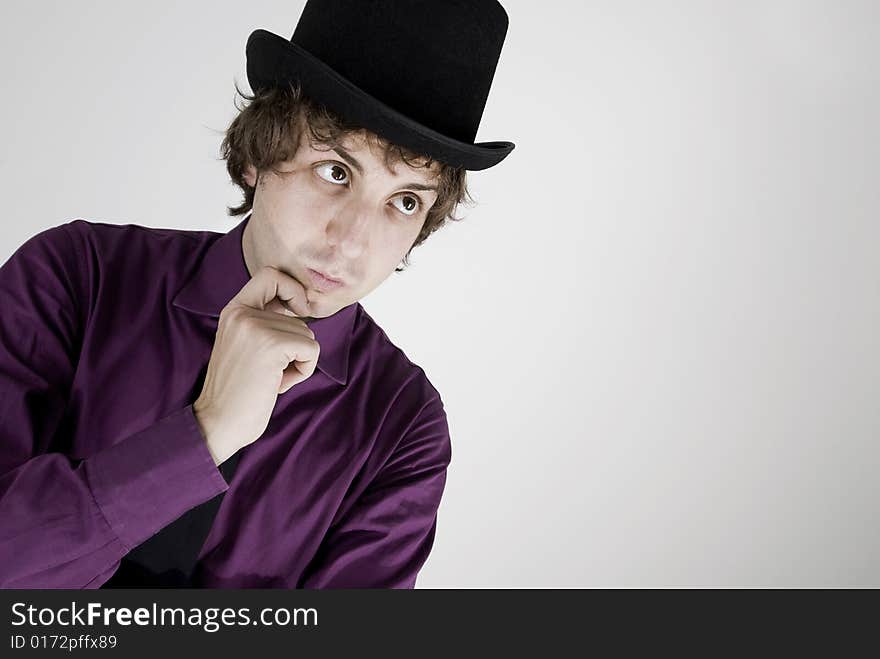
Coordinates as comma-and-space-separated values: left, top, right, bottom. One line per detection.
218, 304, 238, 323
238, 312, 261, 333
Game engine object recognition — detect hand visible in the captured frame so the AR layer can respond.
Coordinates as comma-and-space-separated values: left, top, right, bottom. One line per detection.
193, 265, 320, 466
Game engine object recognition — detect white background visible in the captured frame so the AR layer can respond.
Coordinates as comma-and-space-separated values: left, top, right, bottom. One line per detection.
1, 1, 878, 586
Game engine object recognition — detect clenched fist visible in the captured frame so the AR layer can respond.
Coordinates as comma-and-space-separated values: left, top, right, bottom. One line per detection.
193, 265, 320, 466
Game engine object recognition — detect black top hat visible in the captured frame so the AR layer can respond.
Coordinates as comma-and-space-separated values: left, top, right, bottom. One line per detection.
245, 0, 515, 171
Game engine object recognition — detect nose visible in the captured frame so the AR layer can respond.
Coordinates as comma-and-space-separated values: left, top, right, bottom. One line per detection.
325, 197, 372, 259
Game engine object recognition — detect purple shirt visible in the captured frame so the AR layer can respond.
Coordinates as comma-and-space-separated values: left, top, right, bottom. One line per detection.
0, 215, 451, 588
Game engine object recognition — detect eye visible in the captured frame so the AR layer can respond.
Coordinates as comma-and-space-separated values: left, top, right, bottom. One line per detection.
390, 193, 421, 217
315, 162, 349, 185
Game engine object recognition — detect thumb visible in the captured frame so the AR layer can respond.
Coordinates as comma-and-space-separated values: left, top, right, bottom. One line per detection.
231, 265, 311, 316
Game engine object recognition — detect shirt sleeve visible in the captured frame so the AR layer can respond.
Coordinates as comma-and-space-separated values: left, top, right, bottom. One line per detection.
298, 394, 452, 589
0, 223, 229, 589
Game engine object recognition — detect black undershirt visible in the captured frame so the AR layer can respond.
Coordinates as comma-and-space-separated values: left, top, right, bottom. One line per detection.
99, 450, 242, 588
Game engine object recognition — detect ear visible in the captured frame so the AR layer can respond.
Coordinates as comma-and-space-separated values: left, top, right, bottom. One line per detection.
243, 164, 257, 188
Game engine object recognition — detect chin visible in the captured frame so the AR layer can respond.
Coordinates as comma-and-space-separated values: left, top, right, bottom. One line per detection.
304, 291, 344, 317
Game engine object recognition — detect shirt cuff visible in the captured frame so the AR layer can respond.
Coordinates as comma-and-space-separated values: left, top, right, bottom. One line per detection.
84, 404, 230, 551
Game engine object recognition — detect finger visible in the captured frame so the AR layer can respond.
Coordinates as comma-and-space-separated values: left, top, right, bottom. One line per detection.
278, 334, 320, 381
276, 327, 320, 394
264, 297, 297, 317
282, 333, 320, 367
278, 357, 316, 394
230, 265, 311, 317
246, 307, 316, 338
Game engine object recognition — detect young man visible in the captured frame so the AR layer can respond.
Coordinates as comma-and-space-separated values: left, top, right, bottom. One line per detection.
0, 0, 514, 588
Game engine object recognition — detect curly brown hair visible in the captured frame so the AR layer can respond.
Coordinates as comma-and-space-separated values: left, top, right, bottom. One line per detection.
218, 79, 474, 271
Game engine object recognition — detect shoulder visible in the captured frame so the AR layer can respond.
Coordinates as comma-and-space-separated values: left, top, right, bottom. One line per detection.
353, 306, 452, 471
62, 218, 217, 263
355, 305, 443, 399
61, 218, 225, 294
351, 304, 450, 435
11, 218, 226, 324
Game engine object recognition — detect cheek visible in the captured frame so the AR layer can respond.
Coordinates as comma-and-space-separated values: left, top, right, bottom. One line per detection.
376, 231, 415, 269
276, 182, 332, 227
394, 217, 425, 254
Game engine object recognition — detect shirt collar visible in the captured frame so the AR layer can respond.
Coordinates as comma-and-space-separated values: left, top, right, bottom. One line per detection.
172, 214, 357, 385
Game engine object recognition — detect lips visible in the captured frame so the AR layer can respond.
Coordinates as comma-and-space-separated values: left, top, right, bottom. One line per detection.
307, 268, 345, 292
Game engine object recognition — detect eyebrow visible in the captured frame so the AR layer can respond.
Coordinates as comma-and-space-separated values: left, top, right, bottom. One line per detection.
331, 145, 438, 193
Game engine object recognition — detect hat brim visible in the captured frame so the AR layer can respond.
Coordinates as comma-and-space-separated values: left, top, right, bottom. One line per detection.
245, 29, 514, 171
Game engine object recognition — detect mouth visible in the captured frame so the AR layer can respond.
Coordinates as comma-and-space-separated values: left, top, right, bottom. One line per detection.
306, 268, 345, 292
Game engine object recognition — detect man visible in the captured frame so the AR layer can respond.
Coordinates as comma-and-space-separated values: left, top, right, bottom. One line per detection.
0, 0, 514, 588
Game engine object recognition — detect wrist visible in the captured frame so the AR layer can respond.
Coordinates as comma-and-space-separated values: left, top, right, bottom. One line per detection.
193, 403, 225, 466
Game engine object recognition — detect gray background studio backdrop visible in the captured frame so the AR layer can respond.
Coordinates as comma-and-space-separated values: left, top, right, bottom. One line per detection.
1, 1, 878, 588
